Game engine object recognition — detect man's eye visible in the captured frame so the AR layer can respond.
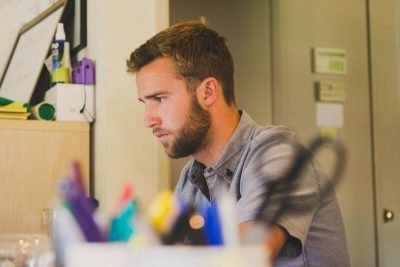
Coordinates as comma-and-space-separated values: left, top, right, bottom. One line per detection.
154, 96, 163, 103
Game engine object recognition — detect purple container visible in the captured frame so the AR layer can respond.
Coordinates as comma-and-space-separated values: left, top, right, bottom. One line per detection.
72, 58, 95, 85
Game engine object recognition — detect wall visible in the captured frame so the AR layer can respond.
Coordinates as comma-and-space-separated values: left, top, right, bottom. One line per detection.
84, 0, 170, 213
271, 0, 376, 266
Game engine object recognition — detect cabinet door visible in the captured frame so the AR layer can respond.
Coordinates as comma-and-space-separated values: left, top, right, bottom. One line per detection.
0, 120, 89, 233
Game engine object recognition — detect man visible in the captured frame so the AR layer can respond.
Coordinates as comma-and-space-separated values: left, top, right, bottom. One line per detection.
127, 19, 350, 266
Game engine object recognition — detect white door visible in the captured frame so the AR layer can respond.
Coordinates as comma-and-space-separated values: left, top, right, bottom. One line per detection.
370, 0, 400, 266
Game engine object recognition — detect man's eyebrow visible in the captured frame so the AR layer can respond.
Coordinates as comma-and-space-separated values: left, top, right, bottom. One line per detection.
138, 91, 165, 102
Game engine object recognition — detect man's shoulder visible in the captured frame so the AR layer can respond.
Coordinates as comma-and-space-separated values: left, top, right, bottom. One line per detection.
249, 124, 300, 149
235, 111, 300, 150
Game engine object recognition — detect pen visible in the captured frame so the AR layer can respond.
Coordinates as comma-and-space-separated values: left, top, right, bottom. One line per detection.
109, 200, 137, 242
202, 202, 223, 246
61, 161, 105, 242
114, 184, 134, 215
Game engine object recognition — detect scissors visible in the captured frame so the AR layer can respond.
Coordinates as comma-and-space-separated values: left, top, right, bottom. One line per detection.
255, 135, 347, 223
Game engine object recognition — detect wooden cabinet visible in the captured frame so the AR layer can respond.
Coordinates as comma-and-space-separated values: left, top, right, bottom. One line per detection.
0, 120, 90, 233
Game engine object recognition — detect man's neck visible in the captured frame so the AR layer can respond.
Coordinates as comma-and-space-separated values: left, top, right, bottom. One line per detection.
194, 107, 240, 166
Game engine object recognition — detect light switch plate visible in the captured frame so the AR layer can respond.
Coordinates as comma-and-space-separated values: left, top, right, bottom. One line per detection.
315, 81, 346, 102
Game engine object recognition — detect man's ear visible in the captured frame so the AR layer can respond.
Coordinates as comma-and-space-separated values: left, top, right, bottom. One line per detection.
198, 77, 219, 106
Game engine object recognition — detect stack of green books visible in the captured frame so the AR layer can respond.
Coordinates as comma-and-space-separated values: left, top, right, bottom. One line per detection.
0, 97, 30, 120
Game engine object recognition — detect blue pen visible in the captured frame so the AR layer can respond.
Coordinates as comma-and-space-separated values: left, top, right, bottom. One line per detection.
202, 202, 224, 246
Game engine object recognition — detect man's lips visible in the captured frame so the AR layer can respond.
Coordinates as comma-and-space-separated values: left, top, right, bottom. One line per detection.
153, 129, 170, 139
155, 132, 168, 138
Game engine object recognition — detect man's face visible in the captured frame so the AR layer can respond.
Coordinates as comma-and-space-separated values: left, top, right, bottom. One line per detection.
136, 57, 211, 158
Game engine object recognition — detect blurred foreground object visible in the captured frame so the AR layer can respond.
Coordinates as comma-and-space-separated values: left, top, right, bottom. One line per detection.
0, 234, 54, 267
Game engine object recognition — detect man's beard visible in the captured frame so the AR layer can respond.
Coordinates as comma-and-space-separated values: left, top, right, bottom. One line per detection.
164, 96, 211, 158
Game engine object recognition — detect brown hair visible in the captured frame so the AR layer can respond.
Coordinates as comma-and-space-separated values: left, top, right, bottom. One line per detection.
127, 18, 235, 105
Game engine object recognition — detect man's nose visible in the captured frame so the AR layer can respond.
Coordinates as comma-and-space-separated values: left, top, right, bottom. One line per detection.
144, 109, 161, 128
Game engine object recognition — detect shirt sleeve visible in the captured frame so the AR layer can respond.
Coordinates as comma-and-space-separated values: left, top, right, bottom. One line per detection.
236, 131, 320, 252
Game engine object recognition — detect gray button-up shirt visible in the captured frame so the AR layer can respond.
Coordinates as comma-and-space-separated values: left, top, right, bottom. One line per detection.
174, 110, 350, 266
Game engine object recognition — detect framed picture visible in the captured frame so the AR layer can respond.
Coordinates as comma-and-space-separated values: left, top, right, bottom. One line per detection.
0, 0, 68, 103
63, 0, 87, 56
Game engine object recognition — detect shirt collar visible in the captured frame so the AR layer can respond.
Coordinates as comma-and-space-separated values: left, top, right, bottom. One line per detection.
205, 110, 257, 182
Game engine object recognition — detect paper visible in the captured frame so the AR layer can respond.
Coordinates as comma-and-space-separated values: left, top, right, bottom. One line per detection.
0, 101, 27, 113
316, 102, 343, 128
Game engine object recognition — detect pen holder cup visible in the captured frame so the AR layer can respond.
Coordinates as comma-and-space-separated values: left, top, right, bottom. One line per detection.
65, 243, 269, 267
41, 208, 55, 238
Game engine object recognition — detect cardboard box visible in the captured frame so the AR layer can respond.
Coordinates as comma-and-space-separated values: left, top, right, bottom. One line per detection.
45, 84, 94, 122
